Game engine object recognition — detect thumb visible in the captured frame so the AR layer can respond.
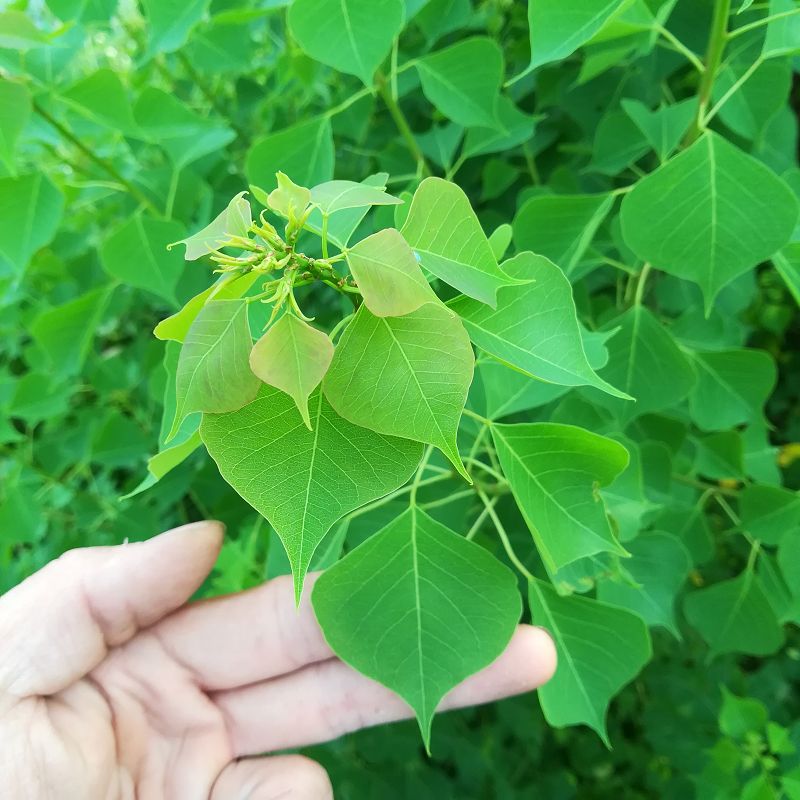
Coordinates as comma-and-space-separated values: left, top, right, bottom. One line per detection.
0, 520, 223, 698
211, 756, 332, 800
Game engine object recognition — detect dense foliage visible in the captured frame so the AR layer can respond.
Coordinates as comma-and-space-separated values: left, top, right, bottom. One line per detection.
2, 0, 800, 796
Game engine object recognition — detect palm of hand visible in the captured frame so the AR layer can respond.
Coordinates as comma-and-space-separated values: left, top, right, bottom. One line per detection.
0, 523, 555, 799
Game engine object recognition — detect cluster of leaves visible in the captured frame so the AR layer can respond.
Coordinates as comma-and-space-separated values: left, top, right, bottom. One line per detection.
2, 0, 800, 795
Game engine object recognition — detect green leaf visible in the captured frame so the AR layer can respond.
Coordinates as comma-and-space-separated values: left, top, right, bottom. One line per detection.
60, 68, 140, 134
450, 253, 627, 398
740, 484, 800, 547
29, 285, 113, 377
100, 212, 186, 305
524, 0, 627, 72
346, 228, 438, 317
763, 0, 800, 58
512, 193, 614, 275
400, 177, 515, 306
688, 348, 777, 432
529, 578, 651, 745
714, 59, 792, 142
597, 532, 691, 638
683, 568, 785, 657
0, 174, 63, 277
774, 243, 800, 306
0, 11, 50, 49
694, 431, 745, 480
310, 179, 401, 215
621, 98, 696, 163
595, 305, 696, 424
488, 223, 512, 261
588, 110, 649, 176
169, 299, 260, 439
492, 423, 629, 572
134, 88, 235, 169
312, 506, 520, 750
169, 192, 252, 261
201, 386, 422, 599
249, 314, 334, 429
323, 303, 474, 480
719, 687, 768, 739
620, 132, 799, 311
141, 0, 209, 55
0, 80, 31, 172
462, 98, 537, 160
417, 38, 503, 129
288, 0, 404, 85
154, 273, 259, 343
246, 118, 334, 191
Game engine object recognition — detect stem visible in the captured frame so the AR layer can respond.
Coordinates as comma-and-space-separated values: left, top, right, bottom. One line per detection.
462, 456, 507, 485
465, 498, 496, 541
422, 488, 475, 511
345, 472, 450, 521
633, 263, 652, 306
672, 472, 740, 497
728, 7, 800, 39
321, 212, 329, 259
328, 313, 354, 342
410, 446, 434, 506
686, 0, 732, 145
462, 407, 492, 426
655, 24, 706, 73
324, 86, 374, 119
702, 55, 763, 126
478, 489, 535, 582
375, 72, 429, 175
33, 101, 160, 215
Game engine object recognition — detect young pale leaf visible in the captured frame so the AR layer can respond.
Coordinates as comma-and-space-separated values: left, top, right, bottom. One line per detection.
417, 38, 503, 130
249, 314, 334, 429
169, 299, 260, 440
169, 192, 252, 261
401, 177, 515, 306
596, 305, 696, 424
0, 173, 63, 276
346, 228, 438, 317
739, 485, 800, 547
154, 273, 259, 343
688, 348, 777, 432
597, 532, 691, 639
100, 213, 185, 306
524, 0, 626, 72
201, 386, 422, 600
683, 570, 785, 657
512, 193, 613, 275
0, 11, 49, 49
529, 578, 651, 746
312, 506, 520, 750
267, 172, 311, 219
323, 303, 474, 480
306, 173, 391, 248
620, 132, 799, 311
0, 80, 31, 172
450, 253, 628, 398
288, 0, 404, 86
620, 98, 696, 162
492, 423, 629, 572
310, 180, 401, 215
246, 118, 334, 191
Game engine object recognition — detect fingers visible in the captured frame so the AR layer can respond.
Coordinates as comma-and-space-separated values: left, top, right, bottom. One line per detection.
216, 624, 557, 754
211, 755, 332, 800
0, 521, 223, 697
153, 572, 332, 691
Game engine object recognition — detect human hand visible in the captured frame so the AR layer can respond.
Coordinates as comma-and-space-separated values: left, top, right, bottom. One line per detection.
0, 521, 556, 799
